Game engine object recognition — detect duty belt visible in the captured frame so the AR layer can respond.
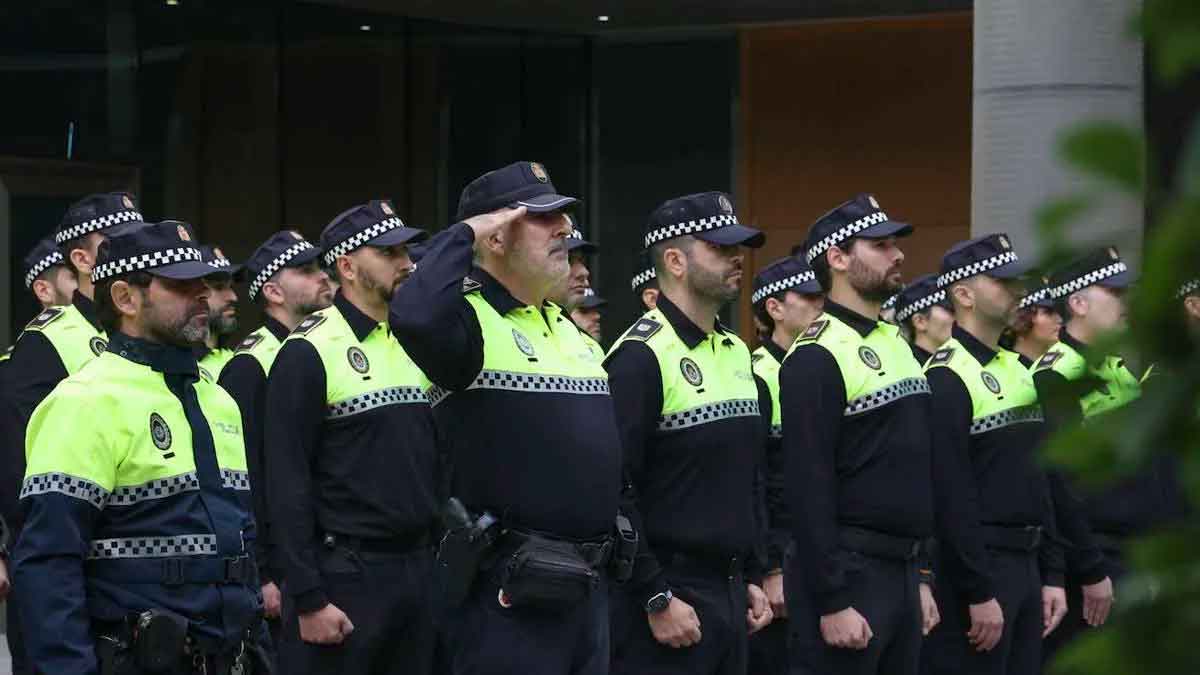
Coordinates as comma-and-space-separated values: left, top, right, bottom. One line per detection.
87, 554, 255, 586
655, 547, 745, 580
496, 529, 615, 570
323, 530, 431, 556
838, 526, 923, 561
981, 525, 1043, 553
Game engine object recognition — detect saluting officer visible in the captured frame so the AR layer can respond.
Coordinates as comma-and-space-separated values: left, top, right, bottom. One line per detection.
606, 191, 773, 675
748, 256, 825, 675
920, 235, 1067, 675
14, 221, 266, 674
391, 161, 622, 675
217, 231, 332, 643
781, 194, 937, 675
266, 201, 437, 674
893, 273, 953, 365
632, 249, 660, 311
195, 244, 243, 382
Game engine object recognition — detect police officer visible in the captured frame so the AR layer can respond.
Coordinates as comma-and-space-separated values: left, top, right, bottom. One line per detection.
217, 231, 333, 645
391, 161, 621, 675
572, 288, 608, 343
22, 236, 79, 311
880, 292, 900, 324
632, 249, 660, 311
552, 225, 606, 354
920, 235, 1067, 675
1001, 280, 1061, 365
606, 191, 773, 675
782, 194, 937, 675
266, 201, 437, 674
748, 256, 825, 675
196, 244, 243, 382
893, 273, 953, 365
13, 221, 265, 674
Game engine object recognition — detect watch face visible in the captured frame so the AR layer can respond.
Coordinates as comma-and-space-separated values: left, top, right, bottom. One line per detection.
647, 591, 671, 613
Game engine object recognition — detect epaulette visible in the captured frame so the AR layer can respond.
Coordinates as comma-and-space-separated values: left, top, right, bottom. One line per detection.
1036, 351, 1063, 371
929, 347, 955, 365
235, 332, 264, 353
24, 307, 64, 331
462, 276, 482, 294
623, 318, 662, 342
291, 313, 327, 336
795, 319, 828, 343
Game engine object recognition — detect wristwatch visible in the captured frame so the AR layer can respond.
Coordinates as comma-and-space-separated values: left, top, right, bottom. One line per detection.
645, 589, 673, 614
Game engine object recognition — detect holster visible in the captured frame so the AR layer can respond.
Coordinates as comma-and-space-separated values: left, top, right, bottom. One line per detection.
610, 514, 638, 583
435, 497, 502, 610
134, 608, 189, 673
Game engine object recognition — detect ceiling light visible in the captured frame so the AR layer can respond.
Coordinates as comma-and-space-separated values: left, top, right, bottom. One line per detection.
360, 25, 372, 31
166, 0, 180, 6
597, 15, 610, 22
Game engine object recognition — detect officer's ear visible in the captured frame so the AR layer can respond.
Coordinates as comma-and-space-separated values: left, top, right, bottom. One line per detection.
764, 296, 787, 323
641, 287, 659, 310
660, 246, 689, 280
335, 254, 356, 284
1066, 290, 1089, 319
30, 279, 55, 306
949, 281, 974, 310
825, 244, 852, 274
109, 279, 142, 320
260, 280, 285, 307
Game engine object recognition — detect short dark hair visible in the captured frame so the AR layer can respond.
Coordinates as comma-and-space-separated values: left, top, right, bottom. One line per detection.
95, 271, 153, 334
650, 237, 697, 278
810, 238, 865, 292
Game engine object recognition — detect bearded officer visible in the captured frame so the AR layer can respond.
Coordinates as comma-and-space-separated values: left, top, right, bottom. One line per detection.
194, 244, 243, 382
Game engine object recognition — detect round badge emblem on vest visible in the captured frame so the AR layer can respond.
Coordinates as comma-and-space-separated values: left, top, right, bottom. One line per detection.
149, 413, 172, 451
680, 358, 704, 386
858, 346, 881, 370
89, 336, 108, 356
347, 346, 370, 373
513, 329, 536, 357
981, 371, 1002, 394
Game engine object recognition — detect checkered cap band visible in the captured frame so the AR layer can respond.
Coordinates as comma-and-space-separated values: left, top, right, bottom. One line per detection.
1176, 278, 1200, 299
323, 217, 405, 266
937, 251, 1019, 289
207, 256, 232, 270
752, 271, 817, 304
658, 398, 761, 432
805, 211, 890, 263
895, 289, 947, 323
91, 247, 203, 283
1048, 261, 1128, 300
882, 294, 899, 310
24, 250, 64, 288
631, 267, 657, 291
644, 214, 740, 248
87, 534, 218, 560
56, 209, 143, 244
249, 240, 316, 300
1018, 287, 1051, 310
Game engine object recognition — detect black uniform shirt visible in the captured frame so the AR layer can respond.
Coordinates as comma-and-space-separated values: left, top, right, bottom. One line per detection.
759, 338, 791, 570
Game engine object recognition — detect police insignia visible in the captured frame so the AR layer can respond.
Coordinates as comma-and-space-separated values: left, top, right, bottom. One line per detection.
347, 346, 370, 373
25, 307, 64, 330
122, 195, 135, 209
177, 224, 191, 242
236, 333, 264, 353
999, 235, 1011, 250
797, 319, 828, 343
1036, 351, 1063, 370
1107, 247, 1119, 260
512, 329, 536, 357
150, 413, 173, 455
932, 347, 955, 364
717, 194, 733, 214
380, 201, 394, 216
625, 318, 662, 342
289, 230, 304, 240
292, 314, 326, 336
89, 336, 107, 356
680, 358, 704, 386
462, 277, 482, 293
868, 195, 880, 209
858, 346, 882, 370
530, 162, 549, 183
981, 371, 1002, 394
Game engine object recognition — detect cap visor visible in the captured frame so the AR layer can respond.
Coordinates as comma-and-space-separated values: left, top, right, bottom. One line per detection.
566, 239, 598, 254
285, 246, 323, 269
796, 279, 824, 295
694, 223, 766, 249
579, 296, 608, 309
513, 193, 579, 213
986, 257, 1035, 280
1098, 268, 1136, 289
366, 226, 429, 248
857, 220, 914, 240
149, 260, 219, 281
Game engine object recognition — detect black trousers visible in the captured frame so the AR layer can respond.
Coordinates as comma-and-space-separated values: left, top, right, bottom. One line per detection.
611, 555, 748, 675
443, 575, 610, 675
278, 546, 434, 675
921, 550, 1043, 675
7, 595, 31, 675
1042, 544, 1128, 667
748, 614, 790, 675
789, 554, 922, 675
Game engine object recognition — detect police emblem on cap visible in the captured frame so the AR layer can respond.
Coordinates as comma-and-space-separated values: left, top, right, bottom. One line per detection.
380, 201, 394, 216
680, 358, 704, 386
868, 195, 880, 209
531, 163, 549, 183
981, 371, 1002, 394
513, 329, 536, 357
290, 230, 304, 240
89, 336, 108, 356
177, 224, 191, 242
858, 346, 882, 370
122, 195, 134, 209
150, 413, 173, 454
999, 235, 1011, 250
717, 195, 733, 214
214, 247, 225, 259
1108, 247, 1119, 260
347, 346, 370, 374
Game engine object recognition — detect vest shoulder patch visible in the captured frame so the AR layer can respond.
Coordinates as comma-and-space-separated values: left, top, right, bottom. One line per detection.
291, 314, 327, 336
462, 276, 482, 294
235, 333, 265, 353
1036, 351, 1063, 371
624, 318, 662, 342
25, 307, 64, 331
929, 347, 956, 366
796, 319, 828, 343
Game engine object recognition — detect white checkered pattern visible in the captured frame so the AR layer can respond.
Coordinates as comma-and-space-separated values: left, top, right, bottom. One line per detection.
970, 405, 1043, 435
936, 251, 1019, 289
844, 377, 930, 416
24, 250, 64, 288
752, 271, 817, 304
328, 386, 429, 419
323, 217, 405, 266
631, 267, 657, 291
1048, 261, 1128, 300
428, 369, 610, 407
1018, 287, 1050, 310
895, 289, 947, 323
91, 247, 203, 283
206, 256, 232, 270
882, 294, 898, 310
21, 472, 109, 509
569, 229, 584, 240
249, 240, 316, 300
221, 468, 251, 491
55, 209, 143, 244
805, 211, 889, 263
644, 214, 739, 248
657, 398, 760, 431
109, 473, 200, 506
87, 534, 218, 560
1176, 278, 1200, 299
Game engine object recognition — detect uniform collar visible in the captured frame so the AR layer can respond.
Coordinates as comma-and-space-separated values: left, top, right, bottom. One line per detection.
953, 324, 998, 366
656, 292, 730, 350
73, 290, 102, 332
334, 290, 383, 342
910, 343, 933, 365
763, 338, 789, 364
467, 266, 528, 316
263, 315, 290, 342
1060, 326, 1089, 355
108, 331, 199, 377
824, 300, 879, 338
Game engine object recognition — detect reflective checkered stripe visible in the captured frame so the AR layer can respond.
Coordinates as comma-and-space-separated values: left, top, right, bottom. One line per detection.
769, 424, 783, 439
936, 251, 1019, 289
323, 217, 405, 266
752, 270, 817, 304
631, 267, 657, 291
87, 534, 219, 560
24, 250, 64, 288
970, 405, 1044, 435
895, 289, 947, 323
21, 472, 109, 509
428, 370, 609, 407
221, 468, 250, 491
55, 209, 143, 244
844, 377, 931, 416
644, 214, 739, 248
1018, 287, 1050, 310
657, 398, 760, 432
327, 386, 429, 419
805, 211, 889, 264
882, 294, 898, 310
92, 247, 202, 283
1177, 278, 1200, 299
207, 256, 232, 270
109, 473, 200, 506
249, 240, 317, 300
569, 229, 584, 240
1049, 261, 1128, 299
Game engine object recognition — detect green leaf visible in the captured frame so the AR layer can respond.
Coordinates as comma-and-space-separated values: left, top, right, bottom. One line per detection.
1057, 122, 1145, 192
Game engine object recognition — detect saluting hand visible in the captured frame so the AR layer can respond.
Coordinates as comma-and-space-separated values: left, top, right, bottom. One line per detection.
967, 598, 1004, 651
648, 596, 702, 648
820, 607, 873, 649
1080, 576, 1114, 627
918, 582, 940, 635
1042, 585, 1069, 637
464, 206, 527, 251
746, 583, 774, 634
300, 603, 355, 645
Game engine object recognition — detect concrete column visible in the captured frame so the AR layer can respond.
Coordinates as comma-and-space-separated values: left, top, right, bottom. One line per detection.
972, 0, 1143, 262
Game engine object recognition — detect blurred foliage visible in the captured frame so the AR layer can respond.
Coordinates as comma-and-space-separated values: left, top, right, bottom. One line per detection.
1040, 1, 1200, 673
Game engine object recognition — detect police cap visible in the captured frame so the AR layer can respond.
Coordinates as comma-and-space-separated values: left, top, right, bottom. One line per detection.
92, 220, 211, 283
894, 273, 950, 323
1047, 247, 1134, 300
802, 194, 912, 265
937, 233, 1032, 289
644, 192, 764, 249
23, 236, 66, 289
457, 161, 578, 222
752, 256, 821, 305
321, 200, 427, 268
242, 231, 322, 301
56, 192, 144, 247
